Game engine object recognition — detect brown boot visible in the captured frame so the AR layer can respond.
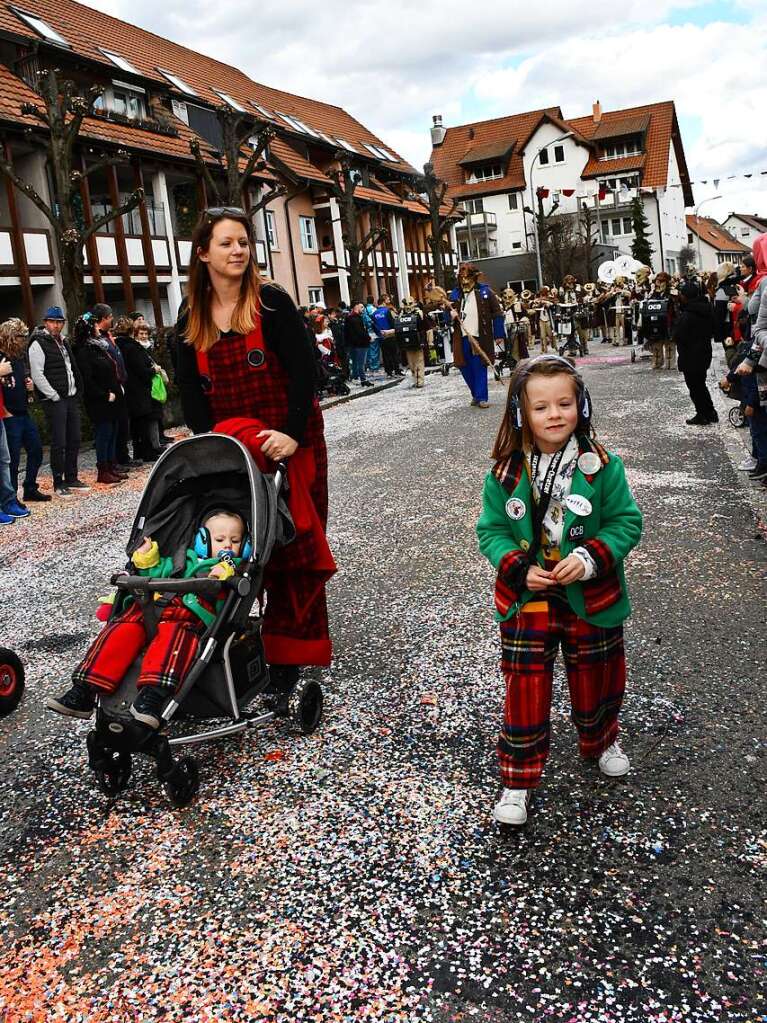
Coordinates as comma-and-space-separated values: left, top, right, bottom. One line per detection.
96, 464, 121, 485
108, 462, 129, 479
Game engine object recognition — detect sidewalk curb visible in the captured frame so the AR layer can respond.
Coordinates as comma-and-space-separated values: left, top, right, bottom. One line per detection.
319, 365, 446, 412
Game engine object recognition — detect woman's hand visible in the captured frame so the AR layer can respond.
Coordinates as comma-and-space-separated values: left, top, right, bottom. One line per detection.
257, 429, 298, 461
735, 363, 753, 376
526, 565, 554, 592
0, 357, 12, 378
551, 555, 586, 585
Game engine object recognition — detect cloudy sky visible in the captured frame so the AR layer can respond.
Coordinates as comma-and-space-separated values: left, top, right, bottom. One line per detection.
92, 0, 767, 222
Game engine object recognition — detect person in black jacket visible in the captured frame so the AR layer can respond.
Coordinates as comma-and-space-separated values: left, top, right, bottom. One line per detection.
72, 314, 124, 485
673, 281, 718, 425
345, 302, 373, 387
115, 315, 162, 462
0, 318, 48, 503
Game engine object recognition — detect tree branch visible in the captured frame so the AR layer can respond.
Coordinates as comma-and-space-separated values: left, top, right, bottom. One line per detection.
82, 188, 144, 242
248, 182, 288, 217
189, 139, 221, 205
0, 156, 59, 233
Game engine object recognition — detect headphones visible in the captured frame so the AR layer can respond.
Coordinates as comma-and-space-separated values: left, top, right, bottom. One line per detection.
194, 512, 253, 561
509, 354, 592, 431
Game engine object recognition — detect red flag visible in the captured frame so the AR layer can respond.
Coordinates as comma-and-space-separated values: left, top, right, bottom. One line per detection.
536, 186, 550, 199
562, 188, 575, 197
598, 186, 607, 201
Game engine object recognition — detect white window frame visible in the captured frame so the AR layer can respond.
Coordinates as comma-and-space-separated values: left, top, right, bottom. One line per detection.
508, 193, 519, 211
212, 89, 246, 113
316, 131, 336, 146
611, 218, 622, 236
171, 99, 189, 124
364, 143, 382, 159
464, 198, 484, 214
622, 217, 633, 235
99, 49, 140, 75
251, 102, 274, 120
10, 6, 69, 45
265, 210, 279, 250
308, 287, 325, 306
471, 164, 502, 182
276, 112, 319, 138
157, 68, 197, 97
93, 82, 146, 121
334, 137, 358, 153
299, 216, 317, 253
553, 144, 565, 164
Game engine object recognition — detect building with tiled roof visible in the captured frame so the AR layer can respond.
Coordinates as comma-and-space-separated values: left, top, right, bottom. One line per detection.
721, 213, 767, 252
685, 216, 749, 273
429, 99, 694, 279
0, 0, 455, 325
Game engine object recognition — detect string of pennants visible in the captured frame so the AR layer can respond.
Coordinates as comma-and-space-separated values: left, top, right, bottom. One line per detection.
534, 169, 767, 202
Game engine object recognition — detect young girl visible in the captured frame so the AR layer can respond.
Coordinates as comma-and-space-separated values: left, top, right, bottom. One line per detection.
477, 355, 642, 825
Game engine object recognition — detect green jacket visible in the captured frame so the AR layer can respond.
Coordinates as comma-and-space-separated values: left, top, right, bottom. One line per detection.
135, 547, 242, 628
477, 437, 642, 628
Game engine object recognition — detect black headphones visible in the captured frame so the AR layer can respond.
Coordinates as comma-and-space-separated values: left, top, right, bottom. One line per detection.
509, 354, 592, 431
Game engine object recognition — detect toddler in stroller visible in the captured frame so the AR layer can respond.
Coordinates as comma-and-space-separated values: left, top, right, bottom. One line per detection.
315, 333, 350, 398
44, 433, 324, 806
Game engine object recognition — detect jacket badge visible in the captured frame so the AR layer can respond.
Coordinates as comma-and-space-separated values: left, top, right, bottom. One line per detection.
505, 497, 526, 521
565, 494, 592, 517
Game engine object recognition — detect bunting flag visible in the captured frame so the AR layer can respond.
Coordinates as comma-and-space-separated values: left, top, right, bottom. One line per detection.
533, 165, 767, 196
536, 187, 550, 199
562, 188, 575, 197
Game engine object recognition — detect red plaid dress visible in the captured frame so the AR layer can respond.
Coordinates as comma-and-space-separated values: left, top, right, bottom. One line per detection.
202, 316, 331, 667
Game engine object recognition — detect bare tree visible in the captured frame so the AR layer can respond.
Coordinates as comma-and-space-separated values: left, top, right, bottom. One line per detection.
327, 156, 388, 303
0, 67, 143, 323
189, 103, 286, 214
678, 244, 697, 274
578, 202, 601, 282
417, 162, 463, 288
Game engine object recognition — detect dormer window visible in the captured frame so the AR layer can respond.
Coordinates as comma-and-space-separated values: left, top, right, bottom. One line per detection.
92, 82, 146, 121
10, 6, 69, 45
212, 89, 246, 113
157, 68, 197, 97
99, 49, 140, 75
601, 136, 643, 160
470, 163, 502, 182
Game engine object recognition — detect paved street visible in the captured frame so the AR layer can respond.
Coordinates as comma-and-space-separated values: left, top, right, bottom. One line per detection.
0, 353, 765, 1023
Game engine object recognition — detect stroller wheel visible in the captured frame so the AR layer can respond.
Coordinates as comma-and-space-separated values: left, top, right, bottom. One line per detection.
288, 677, 324, 735
94, 750, 132, 797
728, 406, 747, 428
164, 756, 199, 809
0, 648, 24, 716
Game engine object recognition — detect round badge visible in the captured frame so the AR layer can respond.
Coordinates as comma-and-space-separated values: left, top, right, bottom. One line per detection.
199, 374, 213, 394
505, 497, 526, 521
520, 538, 530, 552
565, 494, 593, 517
247, 348, 266, 368
577, 452, 602, 475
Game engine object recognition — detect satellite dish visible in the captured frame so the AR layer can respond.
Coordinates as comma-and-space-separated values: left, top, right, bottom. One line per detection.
597, 260, 618, 284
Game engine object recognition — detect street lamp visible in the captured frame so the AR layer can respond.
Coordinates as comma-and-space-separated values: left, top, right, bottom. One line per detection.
693, 194, 722, 272
529, 131, 573, 288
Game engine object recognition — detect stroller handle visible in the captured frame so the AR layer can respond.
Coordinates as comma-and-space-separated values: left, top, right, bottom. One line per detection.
111, 574, 241, 596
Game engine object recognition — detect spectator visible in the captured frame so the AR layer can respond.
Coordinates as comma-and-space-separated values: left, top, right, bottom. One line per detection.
91, 303, 138, 468
72, 314, 124, 486
372, 295, 402, 378
673, 280, 718, 426
346, 301, 373, 388
115, 315, 161, 463
135, 323, 171, 448
0, 318, 48, 503
28, 305, 88, 497
363, 295, 380, 371
0, 350, 31, 523
328, 307, 349, 379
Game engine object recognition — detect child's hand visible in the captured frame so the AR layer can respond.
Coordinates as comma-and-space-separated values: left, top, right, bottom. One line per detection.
526, 565, 554, 591
736, 363, 753, 376
551, 555, 586, 585
208, 562, 231, 580
137, 537, 153, 554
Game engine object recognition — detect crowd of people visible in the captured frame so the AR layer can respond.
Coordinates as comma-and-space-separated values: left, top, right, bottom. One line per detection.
0, 304, 171, 525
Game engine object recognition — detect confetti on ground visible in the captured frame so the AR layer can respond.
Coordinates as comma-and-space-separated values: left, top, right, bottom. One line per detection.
1, 355, 765, 1021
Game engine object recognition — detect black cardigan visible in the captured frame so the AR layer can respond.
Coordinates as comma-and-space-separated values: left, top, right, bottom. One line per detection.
175, 284, 316, 442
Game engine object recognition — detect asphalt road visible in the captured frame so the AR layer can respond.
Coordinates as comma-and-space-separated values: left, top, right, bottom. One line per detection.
0, 350, 765, 1023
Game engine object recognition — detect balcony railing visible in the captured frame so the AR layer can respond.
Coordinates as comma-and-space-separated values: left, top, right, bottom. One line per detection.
456, 211, 497, 232
90, 197, 167, 237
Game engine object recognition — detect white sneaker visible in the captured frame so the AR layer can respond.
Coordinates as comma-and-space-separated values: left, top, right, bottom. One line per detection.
598, 741, 630, 778
738, 455, 758, 471
493, 788, 531, 825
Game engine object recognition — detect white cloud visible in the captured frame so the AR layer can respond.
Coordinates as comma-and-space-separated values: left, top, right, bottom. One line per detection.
86, 0, 767, 217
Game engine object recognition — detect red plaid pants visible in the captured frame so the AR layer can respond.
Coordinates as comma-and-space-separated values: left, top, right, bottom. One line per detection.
72, 600, 203, 694
498, 599, 626, 789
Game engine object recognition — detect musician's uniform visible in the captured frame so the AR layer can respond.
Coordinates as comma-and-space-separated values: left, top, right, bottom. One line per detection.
449, 284, 504, 404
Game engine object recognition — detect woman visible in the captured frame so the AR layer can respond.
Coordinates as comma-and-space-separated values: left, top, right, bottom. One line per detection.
135, 323, 171, 448
0, 318, 48, 503
175, 208, 334, 688
673, 280, 718, 426
115, 315, 161, 462
72, 314, 125, 485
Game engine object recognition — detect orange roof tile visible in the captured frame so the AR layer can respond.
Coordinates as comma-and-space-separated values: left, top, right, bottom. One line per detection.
686, 215, 749, 252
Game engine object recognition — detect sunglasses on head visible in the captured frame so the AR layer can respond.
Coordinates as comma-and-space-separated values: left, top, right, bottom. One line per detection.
205, 206, 247, 218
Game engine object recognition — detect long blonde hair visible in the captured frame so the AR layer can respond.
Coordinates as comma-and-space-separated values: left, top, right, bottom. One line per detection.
185, 209, 262, 352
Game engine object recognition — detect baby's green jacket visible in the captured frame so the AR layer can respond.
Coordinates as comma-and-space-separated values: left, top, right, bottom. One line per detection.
477, 437, 642, 628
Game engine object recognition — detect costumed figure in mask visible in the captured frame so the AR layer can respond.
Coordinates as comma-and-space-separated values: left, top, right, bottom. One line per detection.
612, 277, 631, 347
423, 277, 450, 366
449, 263, 504, 408
396, 296, 426, 388
500, 287, 529, 368
534, 287, 555, 353
582, 283, 601, 344
560, 274, 589, 355
638, 271, 677, 369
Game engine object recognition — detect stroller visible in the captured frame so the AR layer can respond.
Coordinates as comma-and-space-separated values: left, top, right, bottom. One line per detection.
0, 646, 24, 716
315, 339, 350, 398
86, 433, 324, 807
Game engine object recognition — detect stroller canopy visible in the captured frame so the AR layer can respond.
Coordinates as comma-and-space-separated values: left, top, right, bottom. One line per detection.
126, 434, 291, 573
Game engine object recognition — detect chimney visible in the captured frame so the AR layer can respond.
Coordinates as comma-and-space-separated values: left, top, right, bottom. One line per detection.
431, 114, 447, 147
592, 100, 602, 124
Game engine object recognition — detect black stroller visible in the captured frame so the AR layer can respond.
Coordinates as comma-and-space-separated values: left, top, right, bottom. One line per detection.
86, 433, 324, 807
